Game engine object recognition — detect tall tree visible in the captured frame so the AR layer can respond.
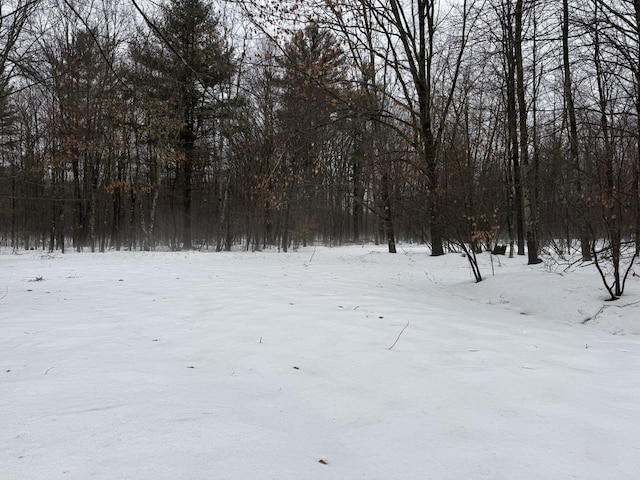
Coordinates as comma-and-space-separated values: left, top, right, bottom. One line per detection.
584, 0, 639, 299
587, 0, 640, 262
0, 0, 41, 248
356, 0, 476, 256
562, 0, 591, 261
323, 0, 400, 252
44, 24, 122, 252
131, 0, 234, 249
276, 23, 347, 251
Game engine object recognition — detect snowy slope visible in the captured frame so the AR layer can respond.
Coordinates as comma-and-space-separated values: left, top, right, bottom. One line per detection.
1, 246, 639, 479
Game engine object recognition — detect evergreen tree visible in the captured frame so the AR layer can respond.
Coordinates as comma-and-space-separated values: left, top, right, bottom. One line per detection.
131, 0, 234, 249
276, 24, 347, 250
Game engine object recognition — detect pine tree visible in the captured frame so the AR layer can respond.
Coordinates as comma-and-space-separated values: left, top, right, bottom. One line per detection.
131, 0, 234, 249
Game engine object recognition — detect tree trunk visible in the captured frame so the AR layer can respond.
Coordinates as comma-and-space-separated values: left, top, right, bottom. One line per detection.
515, 0, 540, 264
352, 153, 364, 242
381, 170, 396, 254
499, 0, 526, 257
181, 135, 194, 250
562, 0, 591, 261
634, 2, 640, 250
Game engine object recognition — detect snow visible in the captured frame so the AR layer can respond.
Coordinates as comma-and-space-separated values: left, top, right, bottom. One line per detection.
1, 245, 639, 479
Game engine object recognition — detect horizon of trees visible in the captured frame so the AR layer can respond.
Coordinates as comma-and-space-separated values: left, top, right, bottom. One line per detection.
1, 0, 639, 295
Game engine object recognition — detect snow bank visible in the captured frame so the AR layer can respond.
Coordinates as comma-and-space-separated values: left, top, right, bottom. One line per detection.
1, 246, 639, 479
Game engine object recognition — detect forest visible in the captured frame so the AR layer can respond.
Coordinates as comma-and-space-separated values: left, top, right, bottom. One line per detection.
0, 0, 638, 294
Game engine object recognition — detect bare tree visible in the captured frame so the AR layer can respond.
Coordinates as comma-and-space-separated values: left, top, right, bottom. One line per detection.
585, 0, 639, 299
561, 0, 591, 261
319, 0, 480, 255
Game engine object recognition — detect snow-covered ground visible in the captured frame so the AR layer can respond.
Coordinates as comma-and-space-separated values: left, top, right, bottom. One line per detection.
1, 245, 639, 479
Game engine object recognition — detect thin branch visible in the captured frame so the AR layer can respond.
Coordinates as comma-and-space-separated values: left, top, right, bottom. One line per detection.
388, 320, 410, 350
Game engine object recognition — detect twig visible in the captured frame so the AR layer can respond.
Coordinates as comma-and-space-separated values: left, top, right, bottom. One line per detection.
425, 272, 436, 283
582, 299, 640, 325
609, 300, 640, 309
44, 367, 54, 375
582, 304, 606, 324
388, 321, 410, 350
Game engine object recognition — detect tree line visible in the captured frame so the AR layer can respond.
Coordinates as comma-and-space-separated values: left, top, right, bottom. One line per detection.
0, 0, 638, 295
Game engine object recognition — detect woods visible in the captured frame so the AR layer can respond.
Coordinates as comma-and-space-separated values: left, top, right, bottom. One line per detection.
0, 0, 639, 291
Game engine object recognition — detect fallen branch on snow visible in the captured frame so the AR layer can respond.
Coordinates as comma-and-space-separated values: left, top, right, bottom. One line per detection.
388, 321, 410, 350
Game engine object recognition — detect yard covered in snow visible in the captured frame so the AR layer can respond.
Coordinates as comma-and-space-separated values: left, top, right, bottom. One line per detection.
1, 245, 639, 479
